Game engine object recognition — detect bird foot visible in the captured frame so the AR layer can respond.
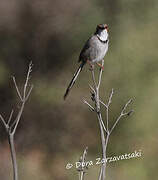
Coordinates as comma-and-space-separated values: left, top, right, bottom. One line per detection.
89, 65, 94, 71
87, 60, 94, 71
96, 62, 104, 70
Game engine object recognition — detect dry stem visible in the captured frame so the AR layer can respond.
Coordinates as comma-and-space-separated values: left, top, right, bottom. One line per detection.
0, 62, 33, 180
77, 147, 88, 180
83, 60, 133, 180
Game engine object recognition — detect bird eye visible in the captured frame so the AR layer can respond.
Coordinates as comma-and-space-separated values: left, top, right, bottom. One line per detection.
104, 25, 108, 30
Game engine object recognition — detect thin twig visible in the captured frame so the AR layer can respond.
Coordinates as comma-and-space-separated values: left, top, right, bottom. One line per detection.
90, 63, 107, 180
107, 89, 114, 107
89, 84, 95, 94
109, 99, 133, 134
12, 63, 33, 135
78, 147, 88, 180
106, 107, 109, 132
83, 60, 133, 180
7, 109, 14, 125
100, 100, 107, 109
97, 60, 104, 89
98, 166, 103, 180
11, 102, 25, 135
0, 62, 33, 180
8, 134, 18, 180
25, 85, 34, 101
121, 99, 133, 115
99, 114, 107, 133
0, 114, 8, 129
91, 69, 97, 91
106, 89, 114, 132
91, 71, 100, 112
23, 61, 33, 99
83, 99, 95, 112
12, 76, 23, 102
98, 116, 106, 180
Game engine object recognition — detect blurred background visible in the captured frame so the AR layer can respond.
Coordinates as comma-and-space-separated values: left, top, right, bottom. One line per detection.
0, 0, 158, 179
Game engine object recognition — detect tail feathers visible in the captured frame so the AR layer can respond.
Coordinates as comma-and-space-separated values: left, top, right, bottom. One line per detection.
64, 62, 85, 100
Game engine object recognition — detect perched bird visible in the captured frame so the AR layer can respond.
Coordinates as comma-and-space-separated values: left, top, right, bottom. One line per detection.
64, 24, 109, 100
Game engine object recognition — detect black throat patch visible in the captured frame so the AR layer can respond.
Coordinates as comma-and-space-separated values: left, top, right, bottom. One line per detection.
97, 35, 109, 44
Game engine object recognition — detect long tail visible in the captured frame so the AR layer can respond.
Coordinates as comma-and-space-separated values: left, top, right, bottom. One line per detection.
64, 61, 85, 100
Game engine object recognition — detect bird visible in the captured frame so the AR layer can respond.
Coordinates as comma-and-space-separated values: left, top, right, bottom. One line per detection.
64, 24, 109, 100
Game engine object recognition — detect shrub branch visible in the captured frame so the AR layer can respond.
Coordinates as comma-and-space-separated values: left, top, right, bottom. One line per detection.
0, 62, 33, 180
83, 60, 133, 180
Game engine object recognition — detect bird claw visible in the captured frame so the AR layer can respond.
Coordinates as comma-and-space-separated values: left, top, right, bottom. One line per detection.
97, 63, 104, 70
89, 65, 94, 71
87, 60, 94, 71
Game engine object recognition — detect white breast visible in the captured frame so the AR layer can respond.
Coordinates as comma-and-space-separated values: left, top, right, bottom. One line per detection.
98, 29, 108, 42
92, 37, 109, 63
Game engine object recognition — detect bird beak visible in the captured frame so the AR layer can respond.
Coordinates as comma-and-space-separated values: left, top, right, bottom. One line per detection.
104, 25, 108, 31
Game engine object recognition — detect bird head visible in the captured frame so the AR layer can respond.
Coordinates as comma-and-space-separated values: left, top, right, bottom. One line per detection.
97, 24, 108, 31
95, 24, 109, 42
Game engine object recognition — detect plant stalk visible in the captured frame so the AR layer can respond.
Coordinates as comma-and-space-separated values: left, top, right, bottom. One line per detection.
8, 134, 18, 180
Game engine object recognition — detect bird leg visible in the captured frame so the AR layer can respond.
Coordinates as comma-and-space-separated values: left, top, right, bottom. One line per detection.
96, 62, 104, 70
87, 60, 94, 71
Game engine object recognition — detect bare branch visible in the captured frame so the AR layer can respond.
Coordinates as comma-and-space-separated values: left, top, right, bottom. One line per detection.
78, 147, 88, 180
12, 62, 33, 135
121, 99, 133, 115
97, 60, 104, 89
25, 84, 34, 101
0, 114, 8, 129
82, 147, 88, 163
89, 84, 95, 94
11, 102, 25, 135
83, 99, 95, 112
110, 99, 133, 134
83, 58, 134, 180
8, 134, 18, 180
90, 62, 107, 180
98, 116, 107, 180
107, 88, 114, 107
7, 109, 14, 125
125, 110, 134, 116
100, 100, 107, 109
0, 62, 33, 180
23, 61, 33, 99
12, 76, 23, 101
91, 69, 97, 90
98, 167, 103, 180
91, 70, 100, 112
10, 115, 19, 132
106, 108, 109, 132
97, 112, 107, 133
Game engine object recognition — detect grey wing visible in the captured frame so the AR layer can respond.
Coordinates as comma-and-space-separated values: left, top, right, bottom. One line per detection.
78, 36, 95, 62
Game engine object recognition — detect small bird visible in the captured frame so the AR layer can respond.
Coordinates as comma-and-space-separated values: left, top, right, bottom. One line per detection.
64, 24, 109, 100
